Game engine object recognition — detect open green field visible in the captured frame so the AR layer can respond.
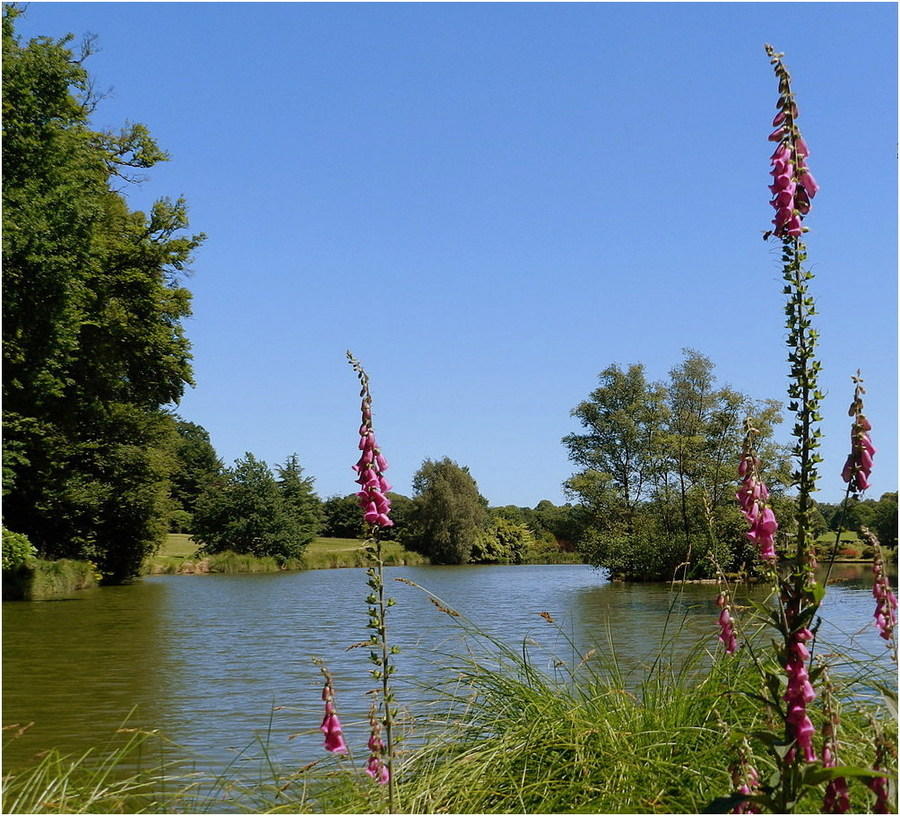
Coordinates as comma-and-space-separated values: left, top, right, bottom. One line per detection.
145, 534, 429, 574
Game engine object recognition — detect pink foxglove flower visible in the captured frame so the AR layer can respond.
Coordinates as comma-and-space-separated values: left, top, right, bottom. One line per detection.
841, 375, 875, 495
365, 713, 390, 785
863, 527, 898, 658
353, 400, 394, 529
765, 46, 819, 238
782, 627, 816, 762
320, 676, 349, 755
737, 442, 778, 565
715, 592, 738, 655
730, 740, 761, 814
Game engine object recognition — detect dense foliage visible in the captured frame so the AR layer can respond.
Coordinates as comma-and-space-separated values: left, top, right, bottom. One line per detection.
564, 349, 787, 580
470, 516, 535, 563
321, 493, 364, 538
192, 453, 321, 561
2, 527, 36, 570
401, 458, 489, 564
168, 420, 223, 532
490, 500, 588, 551
2, 8, 205, 582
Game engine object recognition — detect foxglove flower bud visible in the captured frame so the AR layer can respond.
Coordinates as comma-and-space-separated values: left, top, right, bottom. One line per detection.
365, 713, 390, 785
320, 673, 349, 755
842, 375, 875, 495
737, 432, 778, 565
716, 592, 739, 655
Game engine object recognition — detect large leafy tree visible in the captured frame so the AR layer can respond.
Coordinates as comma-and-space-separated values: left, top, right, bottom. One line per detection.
2, 8, 204, 582
662, 350, 784, 550
564, 350, 787, 579
563, 363, 668, 525
402, 458, 489, 564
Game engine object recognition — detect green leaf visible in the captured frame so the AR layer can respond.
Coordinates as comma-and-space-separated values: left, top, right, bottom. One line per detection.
802, 765, 886, 786
750, 729, 786, 748
882, 687, 898, 721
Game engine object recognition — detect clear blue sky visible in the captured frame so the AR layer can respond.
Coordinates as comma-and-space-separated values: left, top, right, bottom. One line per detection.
14, 2, 898, 508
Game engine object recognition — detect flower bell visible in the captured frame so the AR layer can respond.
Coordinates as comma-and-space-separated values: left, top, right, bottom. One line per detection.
766, 47, 819, 238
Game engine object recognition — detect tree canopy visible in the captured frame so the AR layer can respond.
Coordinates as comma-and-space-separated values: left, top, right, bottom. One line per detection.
564, 350, 787, 580
2, 7, 204, 582
192, 453, 321, 562
402, 458, 489, 565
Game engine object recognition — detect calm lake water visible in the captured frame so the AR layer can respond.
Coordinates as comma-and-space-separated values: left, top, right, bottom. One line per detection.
3, 562, 895, 780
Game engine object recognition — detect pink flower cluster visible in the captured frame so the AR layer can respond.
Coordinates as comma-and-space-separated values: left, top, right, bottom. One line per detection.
321, 677, 348, 755
783, 627, 816, 763
353, 398, 393, 528
821, 679, 850, 814
768, 90, 819, 238
869, 775, 890, 814
736, 453, 778, 564
868, 734, 892, 814
871, 541, 897, 647
716, 592, 738, 655
734, 769, 760, 815
822, 772, 850, 813
822, 743, 850, 813
730, 741, 760, 814
841, 412, 875, 493
365, 714, 390, 785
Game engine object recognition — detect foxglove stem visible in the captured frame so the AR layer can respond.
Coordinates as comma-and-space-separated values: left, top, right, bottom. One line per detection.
867, 724, 893, 814
757, 48, 824, 812
766, 46, 822, 580
348, 351, 398, 813
824, 375, 875, 589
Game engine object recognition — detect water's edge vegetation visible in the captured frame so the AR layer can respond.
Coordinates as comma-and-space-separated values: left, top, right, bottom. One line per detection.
2, 604, 894, 814
1, 534, 582, 599
2, 559, 99, 601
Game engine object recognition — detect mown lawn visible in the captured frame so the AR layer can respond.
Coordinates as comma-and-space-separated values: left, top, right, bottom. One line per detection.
146, 534, 427, 573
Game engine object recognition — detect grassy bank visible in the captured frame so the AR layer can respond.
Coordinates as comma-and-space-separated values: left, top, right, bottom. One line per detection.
144, 534, 430, 575
2, 559, 98, 601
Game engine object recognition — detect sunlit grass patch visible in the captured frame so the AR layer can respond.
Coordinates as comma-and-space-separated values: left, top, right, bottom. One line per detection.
145, 534, 429, 573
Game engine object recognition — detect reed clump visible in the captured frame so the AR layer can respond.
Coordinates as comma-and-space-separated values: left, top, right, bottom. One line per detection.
325, 621, 894, 814
1, 727, 197, 814
2, 559, 98, 601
